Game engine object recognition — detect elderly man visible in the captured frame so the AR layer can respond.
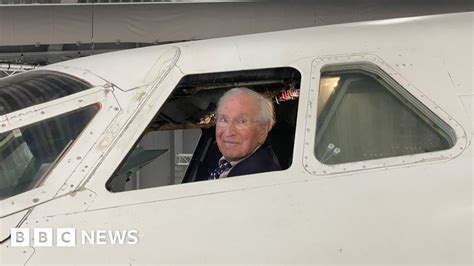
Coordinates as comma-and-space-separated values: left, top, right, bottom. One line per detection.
207, 87, 281, 180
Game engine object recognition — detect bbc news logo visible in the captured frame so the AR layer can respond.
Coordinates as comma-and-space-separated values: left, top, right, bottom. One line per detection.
11, 228, 139, 247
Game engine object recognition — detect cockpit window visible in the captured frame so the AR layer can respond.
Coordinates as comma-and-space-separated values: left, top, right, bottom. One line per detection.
107, 67, 301, 192
0, 70, 91, 116
315, 63, 455, 164
0, 105, 98, 200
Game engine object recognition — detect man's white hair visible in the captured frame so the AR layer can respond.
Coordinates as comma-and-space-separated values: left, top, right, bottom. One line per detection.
217, 87, 275, 129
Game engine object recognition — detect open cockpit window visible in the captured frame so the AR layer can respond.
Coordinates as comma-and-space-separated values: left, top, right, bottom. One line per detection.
315, 63, 455, 165
0, 105, 98, 200
107, 67, 301, 192
0, 70, 91, 115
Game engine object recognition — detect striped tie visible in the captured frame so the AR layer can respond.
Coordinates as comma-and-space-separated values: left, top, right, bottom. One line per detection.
208, 159, 232, 180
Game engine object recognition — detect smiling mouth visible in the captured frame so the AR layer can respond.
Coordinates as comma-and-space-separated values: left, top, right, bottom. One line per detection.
223, 141, 239, 145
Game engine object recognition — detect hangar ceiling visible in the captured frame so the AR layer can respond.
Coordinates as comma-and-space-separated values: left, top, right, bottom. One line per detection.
0, 0, 472, 70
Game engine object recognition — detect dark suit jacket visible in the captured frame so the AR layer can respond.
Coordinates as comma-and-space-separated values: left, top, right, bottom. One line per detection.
227, 144, 281, 177
195, 143, 281, 181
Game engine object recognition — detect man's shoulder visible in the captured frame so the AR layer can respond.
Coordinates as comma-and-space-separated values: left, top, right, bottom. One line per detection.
228, 144, 281, 177
248, 144, 281, 169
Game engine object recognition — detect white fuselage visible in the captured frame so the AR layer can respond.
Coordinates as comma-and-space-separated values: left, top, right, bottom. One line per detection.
0, 12, 472, 264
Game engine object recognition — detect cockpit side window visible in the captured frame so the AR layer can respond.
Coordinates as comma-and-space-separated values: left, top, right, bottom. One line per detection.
315, 64, 455, 164
0, 70, 91, 115
0, 105, 98, 200
107, 67, 301, 192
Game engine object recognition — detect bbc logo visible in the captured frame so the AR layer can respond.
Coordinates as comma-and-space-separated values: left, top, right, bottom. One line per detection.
11, 228, 75, 247
11, 228, 139, 247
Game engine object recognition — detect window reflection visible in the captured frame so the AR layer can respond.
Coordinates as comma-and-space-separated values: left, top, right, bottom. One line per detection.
0, 105, 98, 200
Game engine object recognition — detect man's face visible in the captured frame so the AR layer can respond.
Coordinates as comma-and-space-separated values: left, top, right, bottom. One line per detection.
216, 93, 269, 161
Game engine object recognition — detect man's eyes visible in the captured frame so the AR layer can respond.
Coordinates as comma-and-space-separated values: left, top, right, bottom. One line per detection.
217, 116, 228, 123
235, 118, 249, 125
216, 116, 249, 125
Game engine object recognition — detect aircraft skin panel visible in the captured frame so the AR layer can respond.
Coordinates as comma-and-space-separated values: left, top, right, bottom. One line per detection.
459, 95, 473, 137
0, 12, 472, 264
52, 46, 180, 92
11, 158, 472, 264
172, 13, 473, 96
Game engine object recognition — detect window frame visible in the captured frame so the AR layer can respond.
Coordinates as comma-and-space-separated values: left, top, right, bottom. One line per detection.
303, 55, 467, 175
104, 66, 302, 192
0, 82, 120, 217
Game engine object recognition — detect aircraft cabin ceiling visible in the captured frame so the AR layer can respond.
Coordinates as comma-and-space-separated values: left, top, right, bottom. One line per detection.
0, 0, 473, 68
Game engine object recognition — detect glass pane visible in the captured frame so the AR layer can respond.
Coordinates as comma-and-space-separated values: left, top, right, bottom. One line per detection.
315, 71, 454, 164
0, 105, 98, 200
0, 71, 91, 116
